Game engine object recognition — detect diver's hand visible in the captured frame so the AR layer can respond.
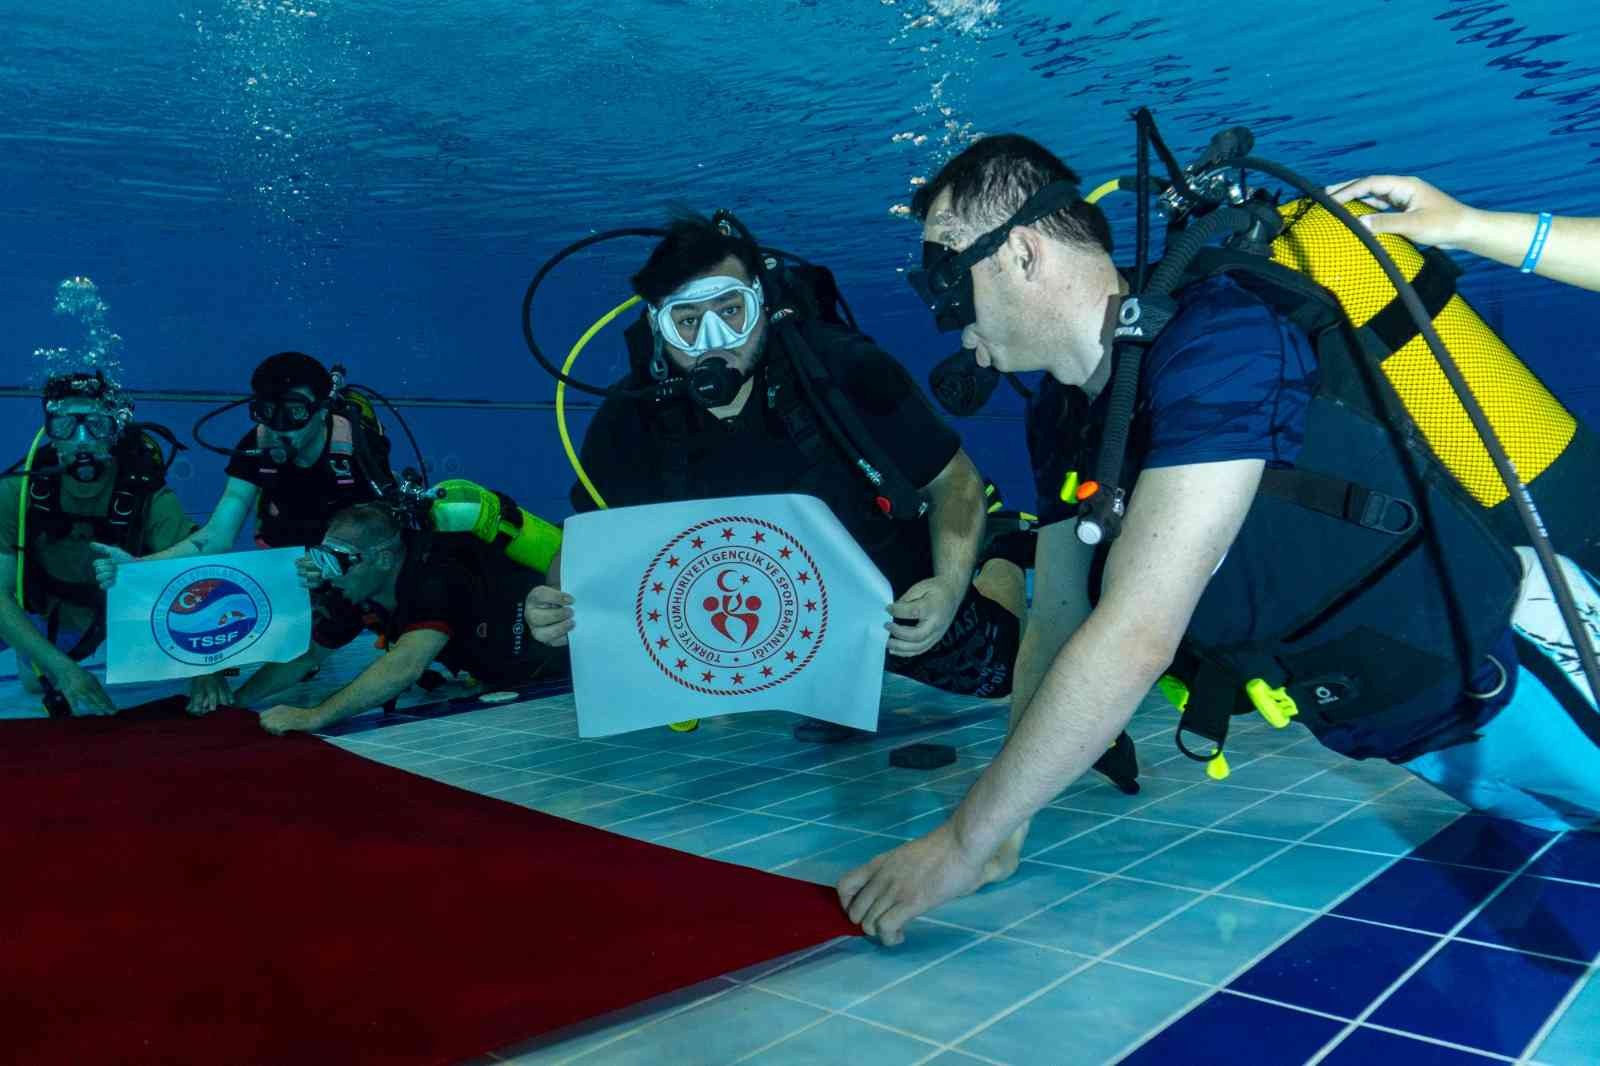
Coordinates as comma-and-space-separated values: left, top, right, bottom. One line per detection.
187, 672, 232, 716
1326, 175, 1478, 249
259, 704, 329, 735
54, 662, 118, 716
886, 575, 964, 657
524, 585, 575, 647
294, 553, 325, 590
837, 821, 988, 947
89, 542, 135, 590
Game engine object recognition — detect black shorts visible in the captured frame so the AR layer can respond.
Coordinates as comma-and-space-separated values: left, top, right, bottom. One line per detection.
887, 582, 1020, 699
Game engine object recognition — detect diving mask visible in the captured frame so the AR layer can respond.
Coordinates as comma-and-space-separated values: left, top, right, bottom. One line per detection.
906, 179, 1083, 333
249, 393, 324, 432
651, 275, 764, 356
307, 533, 400, 580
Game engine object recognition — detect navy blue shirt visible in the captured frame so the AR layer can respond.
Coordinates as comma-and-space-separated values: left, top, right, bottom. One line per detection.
1028, 273, 1511, 761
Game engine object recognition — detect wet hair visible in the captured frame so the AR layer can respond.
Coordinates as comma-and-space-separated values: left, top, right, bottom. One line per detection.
251, 351, 333, 399
630, 211, 762, 306
911, 134, 1113, 255
327, 503, 402, 550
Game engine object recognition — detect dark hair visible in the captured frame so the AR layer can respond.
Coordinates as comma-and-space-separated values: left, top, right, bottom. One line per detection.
327, 502, 401, 548
911, 134, 1113, 255
630, 211, 762, 306
251, 351, 332, 398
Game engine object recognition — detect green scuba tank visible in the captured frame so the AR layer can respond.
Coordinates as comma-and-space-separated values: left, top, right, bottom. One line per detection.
426, 478, 562, 573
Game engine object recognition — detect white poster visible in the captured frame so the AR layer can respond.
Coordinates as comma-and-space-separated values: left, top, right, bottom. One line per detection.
562, 494, 892, 737
105, 548, 312, 684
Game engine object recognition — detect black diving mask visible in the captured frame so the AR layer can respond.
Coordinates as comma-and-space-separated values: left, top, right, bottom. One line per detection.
44, 411, 118, 442
249, 394, 324, 432
905, 180, 1083, 333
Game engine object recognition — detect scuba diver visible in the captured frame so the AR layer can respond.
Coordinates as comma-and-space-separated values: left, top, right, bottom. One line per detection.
520, 210, 1139, 791
837, 128, 1600, 948
213, 501, 570, 735
0, 371, 194, 715
92, 350, 397, 714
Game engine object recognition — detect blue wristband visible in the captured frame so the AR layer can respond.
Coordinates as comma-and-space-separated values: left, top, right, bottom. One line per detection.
1520, 212, 1554, 273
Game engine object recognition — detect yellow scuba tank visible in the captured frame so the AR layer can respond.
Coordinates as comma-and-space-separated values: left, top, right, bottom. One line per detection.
427, 478, 562, 573
1271, 198, 1579, 511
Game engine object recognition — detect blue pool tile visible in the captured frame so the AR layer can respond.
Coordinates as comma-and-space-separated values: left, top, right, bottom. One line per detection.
851, 936, 1088, 1044
1230, 915, 1436, 1018
755, 923, 981, 1010
1030, 817, 1195, 873
1459, 875, 1600, 961
1007, 877, 1200, 956
1222, 755, 1328, 791
654, 765, 787, 801
1126, 785, 1275, 828
1126, 831, 1287, 891
1227, 844, 1393, 911
1055, 776, 1189, 815
1533, 973, 1600, 1066
1308, 805, 1462, 855
1117, 991, 1344, 1066
1332, 858, 1508, 934
711, 822, 871, 871
821, 788, 956, 834
561, 792, 691, 829
926, 861, 1100, 933
1527, 827, 1600, 886
1410, 814, 1559, 871
603, 801, 740, 841
1216, 793, 1362, 841
655, 812, 800, 857
581, 985, 823, 1066
957, 961, 1201, 1065
1370, 940, 1588, 1057
744, 1015, 936, 1065
779, 835, 900, 886
1319, 1026, 1499, 1065
1288, 759, 1412, 801
1017, 806, 1108, 858
708, 772, 835, 811
1112, 896, 1313, 985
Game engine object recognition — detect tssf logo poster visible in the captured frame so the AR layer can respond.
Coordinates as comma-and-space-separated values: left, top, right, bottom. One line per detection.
106, 548, 312, 684
565, 494, 892, 737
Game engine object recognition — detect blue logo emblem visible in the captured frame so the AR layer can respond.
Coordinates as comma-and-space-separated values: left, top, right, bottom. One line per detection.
153, 566, 272, 666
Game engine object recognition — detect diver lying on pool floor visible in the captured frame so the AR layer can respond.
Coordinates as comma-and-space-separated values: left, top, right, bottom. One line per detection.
209, 502, 570, 735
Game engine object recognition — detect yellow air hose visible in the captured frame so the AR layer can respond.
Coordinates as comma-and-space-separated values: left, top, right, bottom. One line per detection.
557, 295, 699, 732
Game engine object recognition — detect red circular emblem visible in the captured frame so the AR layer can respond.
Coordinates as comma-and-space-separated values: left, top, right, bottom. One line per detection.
635, 515, 828, 695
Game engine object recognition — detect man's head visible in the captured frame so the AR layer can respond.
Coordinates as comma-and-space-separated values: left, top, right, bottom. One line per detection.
249, 351, 333, 458
311, 503, 405, 602
910, 134, 1121, 384
631, 214, 770, 408
41, 369, 131, 482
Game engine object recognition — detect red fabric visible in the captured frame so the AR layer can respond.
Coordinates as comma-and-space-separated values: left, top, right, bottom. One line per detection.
0, 700, 856, 1065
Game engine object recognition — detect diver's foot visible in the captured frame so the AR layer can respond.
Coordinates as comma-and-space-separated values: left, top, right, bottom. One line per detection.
793, 717, 868, 744
981, 821, 1029, 886
1092, 730, 1141, 795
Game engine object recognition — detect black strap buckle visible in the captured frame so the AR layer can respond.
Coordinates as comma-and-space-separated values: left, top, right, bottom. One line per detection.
1359, 491, 1419, 535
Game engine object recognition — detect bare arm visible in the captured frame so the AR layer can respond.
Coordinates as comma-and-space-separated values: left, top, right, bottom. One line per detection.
0, 553, 114, 712
838, 458, 1265, 944
1331, 175, 1600, 293
231, 641, 335, 707
300, 629, 448, 729
951, 459, 1263, 858
920, 449, 985, 593
143, 478, 259, 561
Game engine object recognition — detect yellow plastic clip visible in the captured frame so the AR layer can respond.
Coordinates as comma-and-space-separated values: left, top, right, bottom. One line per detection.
1058, 469, 1079, 504
1156, 674, 1190, 711
1245, 679, 1298, 729
1206, 752, 1231, 780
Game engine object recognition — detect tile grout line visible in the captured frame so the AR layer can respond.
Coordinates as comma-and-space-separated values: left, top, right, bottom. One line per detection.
1302, 832, 1572, 1066
1514, 961, 1597, 1065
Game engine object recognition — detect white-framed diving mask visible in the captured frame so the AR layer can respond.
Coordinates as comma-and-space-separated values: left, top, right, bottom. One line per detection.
650, 275, 764, 357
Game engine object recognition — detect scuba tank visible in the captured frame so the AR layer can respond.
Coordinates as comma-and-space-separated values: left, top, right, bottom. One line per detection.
393, 472, 562, 574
